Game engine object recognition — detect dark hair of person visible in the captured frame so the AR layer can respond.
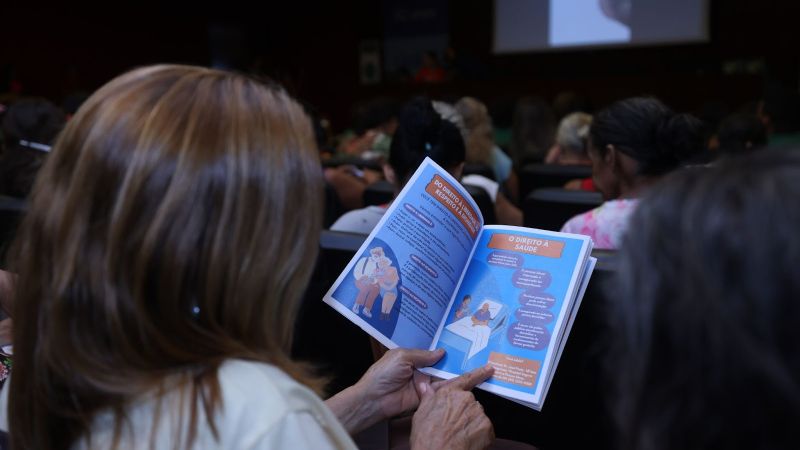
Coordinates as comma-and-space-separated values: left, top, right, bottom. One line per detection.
356, 98, 400, 134
607, 149, 800, 450
716, 112, 767, 154
0, 98, 66, 198
388, 97, 465, 183
463, 295, 471, 302
763, 84, 800, 134
511, 96, 556, 164
590, 97, 705, 175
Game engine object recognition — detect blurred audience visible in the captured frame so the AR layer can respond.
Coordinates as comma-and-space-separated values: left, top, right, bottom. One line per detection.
561, 97, 704, 248
0, 98, 66, 199
759, 84, 800, 146
455, 96, 519, 202
716, 112, 768, 155
331, 98, 522, 233
413, 51, 445, 84
608, 149, 800, 450
512, 96, 556, 166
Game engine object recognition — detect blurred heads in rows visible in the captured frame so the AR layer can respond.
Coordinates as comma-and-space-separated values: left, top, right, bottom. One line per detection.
588, 97, 705, 200
454, 97, 494, 166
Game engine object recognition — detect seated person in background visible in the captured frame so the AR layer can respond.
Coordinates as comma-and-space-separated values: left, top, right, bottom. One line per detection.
561, 97, 704, 249
1, 65, 501, 450
331, 98, 522, 233
324, 100, 399, 210
511, 96, 556, 166
413, 51, 445, 83
455, 97, 519, 203
471, 303, 491, 327
759, 84, 800, 147
716, 112, 768, 155
0, 98, 66, 198
607, 148, 800, 449
543, 112, 596, 191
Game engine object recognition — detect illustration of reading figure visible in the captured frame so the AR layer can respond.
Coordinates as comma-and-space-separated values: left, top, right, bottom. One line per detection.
377, 257, 400, 321
471, 302, 491, 327
352, 247, 384, 318
453, 295, 472, 322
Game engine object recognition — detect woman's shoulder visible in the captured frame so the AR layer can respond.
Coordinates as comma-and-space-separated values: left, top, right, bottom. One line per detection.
217, 360, 321, 411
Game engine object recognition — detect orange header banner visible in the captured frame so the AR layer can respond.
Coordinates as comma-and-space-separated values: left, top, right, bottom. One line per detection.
424, 175, 480, 240
487, 233, 565, 259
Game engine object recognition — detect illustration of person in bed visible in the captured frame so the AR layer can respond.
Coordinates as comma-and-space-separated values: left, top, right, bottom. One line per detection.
376, 257, 400, 321
352, 247, 384, 318
471, 303, 492, 327
453, 295, 472, 322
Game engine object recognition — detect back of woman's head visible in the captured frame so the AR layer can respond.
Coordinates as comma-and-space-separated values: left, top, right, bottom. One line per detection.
591, 97, 705, 175
389, 97, 465, 183
555, 112, 592, 157
454, 97, 494, 165
609, 149, 800, 450
9, 65, 323, 449
0, 98, 66, 198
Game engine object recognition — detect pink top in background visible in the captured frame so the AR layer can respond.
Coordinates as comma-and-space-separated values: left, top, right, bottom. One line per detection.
560, 199, 640, 249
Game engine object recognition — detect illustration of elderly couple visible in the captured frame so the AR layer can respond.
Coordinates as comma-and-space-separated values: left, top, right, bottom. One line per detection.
352, 247, 400, 321
453, 295, 491, 327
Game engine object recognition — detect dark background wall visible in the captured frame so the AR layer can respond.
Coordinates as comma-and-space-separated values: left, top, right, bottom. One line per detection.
1, 0, 798, 130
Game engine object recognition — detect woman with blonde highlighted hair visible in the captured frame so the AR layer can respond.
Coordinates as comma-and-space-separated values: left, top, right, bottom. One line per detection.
1, 65, 499, 450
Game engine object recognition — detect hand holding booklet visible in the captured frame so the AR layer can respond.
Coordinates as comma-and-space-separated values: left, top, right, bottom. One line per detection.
323, 158, 595, 410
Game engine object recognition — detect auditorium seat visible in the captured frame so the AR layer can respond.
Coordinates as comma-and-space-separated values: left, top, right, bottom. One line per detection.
300, 230, 617, 450
322, 155, 382, 172
324, 183, 347, 228
362, 180, 394, 207
523, 188, 603, 231
518, 164, 593, 201
463, 163, 496, 181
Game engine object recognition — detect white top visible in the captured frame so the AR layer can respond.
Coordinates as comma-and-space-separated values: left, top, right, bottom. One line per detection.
0, 360, 357, 450
461, 174, 499, 203
330, 205, 388, 234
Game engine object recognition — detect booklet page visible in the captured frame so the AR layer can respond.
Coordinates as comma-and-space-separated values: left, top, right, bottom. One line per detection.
425, 226, 591, 403
324, 158, 484, 350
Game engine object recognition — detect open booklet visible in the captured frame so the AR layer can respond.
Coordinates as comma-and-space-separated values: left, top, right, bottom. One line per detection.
323, 157, 595, 410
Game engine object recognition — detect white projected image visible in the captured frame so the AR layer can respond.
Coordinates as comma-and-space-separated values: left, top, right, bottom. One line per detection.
493, 0, 708, 53
550, 0, 631, 47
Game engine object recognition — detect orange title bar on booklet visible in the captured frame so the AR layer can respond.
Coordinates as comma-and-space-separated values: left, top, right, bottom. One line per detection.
424, 174, 480, 240
487, 233, 565, 259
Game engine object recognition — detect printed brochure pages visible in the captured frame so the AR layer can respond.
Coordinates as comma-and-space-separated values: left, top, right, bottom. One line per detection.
323, 157, 595, 409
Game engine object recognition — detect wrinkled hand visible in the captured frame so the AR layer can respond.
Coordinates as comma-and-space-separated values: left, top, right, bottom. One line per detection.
410, 365, 496, 450
325, 347, 445, 435
356, 347, 445, 420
